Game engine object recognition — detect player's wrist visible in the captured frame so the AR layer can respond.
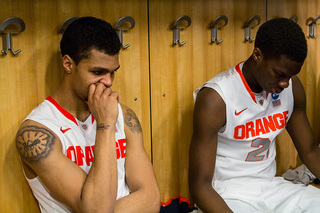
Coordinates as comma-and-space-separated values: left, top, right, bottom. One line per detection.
96, 123, 115, 131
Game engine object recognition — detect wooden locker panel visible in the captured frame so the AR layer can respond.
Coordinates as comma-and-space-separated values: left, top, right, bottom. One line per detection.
0, 1, 40, 212
233, 0, 267, 63
149, 0, 266, 201
0, 0, 149, 212
267, 0, 320, 175
299, 0, 320, 145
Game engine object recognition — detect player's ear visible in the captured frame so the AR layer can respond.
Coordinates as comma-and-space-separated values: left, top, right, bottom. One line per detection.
62, 55, 74, 74
252, 48, 263, 63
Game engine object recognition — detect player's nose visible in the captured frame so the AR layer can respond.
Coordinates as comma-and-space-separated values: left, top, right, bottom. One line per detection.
99, 73, 113, 87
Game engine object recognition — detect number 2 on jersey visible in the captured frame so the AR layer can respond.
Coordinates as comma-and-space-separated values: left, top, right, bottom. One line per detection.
245, 138, 271, 161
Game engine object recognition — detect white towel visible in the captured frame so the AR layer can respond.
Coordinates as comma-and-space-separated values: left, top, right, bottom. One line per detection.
282, 164, 316, 185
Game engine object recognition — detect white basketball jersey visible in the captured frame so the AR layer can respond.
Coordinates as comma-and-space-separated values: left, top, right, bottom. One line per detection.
23, 97, 129, 212
194, 62, 294, 181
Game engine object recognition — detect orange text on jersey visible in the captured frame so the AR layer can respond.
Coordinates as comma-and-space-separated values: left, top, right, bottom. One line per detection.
66, 139, 126, 166
234, 111, 289, 139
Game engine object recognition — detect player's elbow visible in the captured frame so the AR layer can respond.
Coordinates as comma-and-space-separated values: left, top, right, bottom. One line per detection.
147, 185, 161, 212
75, 188, 117, 213
189, 175, 211, 204
189, 181, 200, 203
150, 196, 161, 213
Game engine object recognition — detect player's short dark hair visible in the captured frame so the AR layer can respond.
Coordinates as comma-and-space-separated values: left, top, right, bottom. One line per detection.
60, 16, 121, 64
255, 18, 307, 62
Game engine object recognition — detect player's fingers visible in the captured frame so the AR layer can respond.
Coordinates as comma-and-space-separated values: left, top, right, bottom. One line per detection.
94, 82, 108, 96
88, 84, 97, 103
89, 83, 110, 104
109, 91, 119, 103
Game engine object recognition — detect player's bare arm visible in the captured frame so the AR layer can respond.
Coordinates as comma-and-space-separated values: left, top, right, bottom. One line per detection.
16, 120, 90, 211
16, 118, 118, 213
286, 76, 320, 179
189, 88, 232, 213
114, 104, 160, 213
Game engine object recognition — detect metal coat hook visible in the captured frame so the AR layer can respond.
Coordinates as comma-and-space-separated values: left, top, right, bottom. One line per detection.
209, 15, 228, 44
114, 16, 135, 49
58, 17, 79, 33
0, 17, 25, 56
306, 16, 320, 38
171, 15, 191, 46
289, 15, 298, 23
243, 15, 261, 43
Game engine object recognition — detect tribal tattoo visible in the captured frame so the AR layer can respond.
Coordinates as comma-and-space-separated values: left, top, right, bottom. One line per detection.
124, 108, 142, 133
16, 126, 55, 162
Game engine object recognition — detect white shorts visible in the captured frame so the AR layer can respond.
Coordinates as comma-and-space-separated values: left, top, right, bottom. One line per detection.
212, 177, 320, 213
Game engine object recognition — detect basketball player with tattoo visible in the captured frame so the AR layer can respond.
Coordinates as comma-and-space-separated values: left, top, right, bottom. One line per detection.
189, 18, 320, 212
16, 17, 160, 212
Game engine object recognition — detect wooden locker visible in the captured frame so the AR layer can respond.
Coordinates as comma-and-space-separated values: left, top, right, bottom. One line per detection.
149, 0, 266, 202
0, 0, 40, 212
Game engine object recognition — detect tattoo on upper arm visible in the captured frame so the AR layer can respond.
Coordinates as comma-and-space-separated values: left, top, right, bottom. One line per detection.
16, 126, 55, 162
124, 108, 142, 133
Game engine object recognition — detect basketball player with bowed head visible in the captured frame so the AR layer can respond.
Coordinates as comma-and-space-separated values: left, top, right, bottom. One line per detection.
189, 18, 320, 212
16, 17, 160, 213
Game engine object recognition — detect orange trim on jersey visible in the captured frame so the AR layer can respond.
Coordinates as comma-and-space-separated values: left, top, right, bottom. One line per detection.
235, 62, 257, 103
46, 96, 78, 126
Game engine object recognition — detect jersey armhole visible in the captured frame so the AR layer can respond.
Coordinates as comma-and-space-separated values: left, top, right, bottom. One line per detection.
203, 84, 227, 133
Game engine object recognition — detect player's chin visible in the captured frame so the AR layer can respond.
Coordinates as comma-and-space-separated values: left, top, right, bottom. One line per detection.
269, 87, 283, 94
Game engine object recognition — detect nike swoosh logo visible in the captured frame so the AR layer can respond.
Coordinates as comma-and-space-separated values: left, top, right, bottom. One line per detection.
60, 127, 71, 134
235, 108, 247, 116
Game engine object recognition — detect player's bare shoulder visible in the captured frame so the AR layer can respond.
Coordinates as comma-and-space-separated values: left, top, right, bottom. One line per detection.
16, 120, 56, 163
121, 104, 142, 134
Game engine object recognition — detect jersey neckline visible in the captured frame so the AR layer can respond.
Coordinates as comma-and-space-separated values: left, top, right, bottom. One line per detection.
235, 62, 269, 104
46, 96, 95, 126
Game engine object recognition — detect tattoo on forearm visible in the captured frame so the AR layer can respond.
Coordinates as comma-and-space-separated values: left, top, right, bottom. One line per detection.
97, 123, 111, 131
16, 126, 55, 162
124, 108, 142, 133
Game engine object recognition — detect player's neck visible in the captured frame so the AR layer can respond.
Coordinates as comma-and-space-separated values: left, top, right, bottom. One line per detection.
51, 87, 91, 122
242, 57, 263, 93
